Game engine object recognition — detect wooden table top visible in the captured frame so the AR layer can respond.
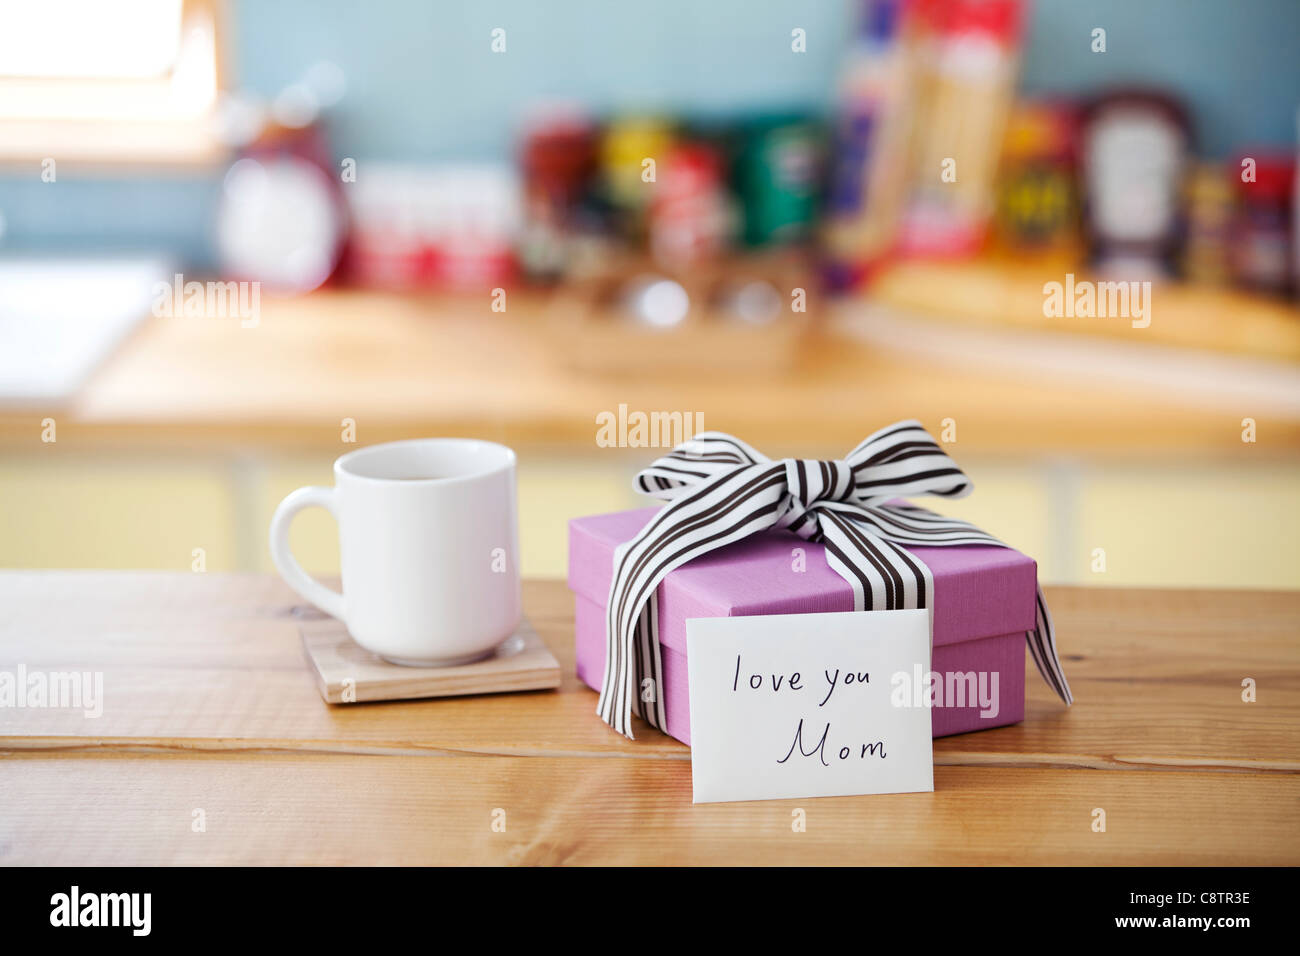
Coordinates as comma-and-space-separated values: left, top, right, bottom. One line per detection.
1, 572, 1297, 865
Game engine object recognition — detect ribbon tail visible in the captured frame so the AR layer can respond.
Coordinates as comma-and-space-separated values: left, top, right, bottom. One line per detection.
598, 460, 788, 739
1027, 584, 1073, 705
636, 596, 667, 730
596, 540, 640, 739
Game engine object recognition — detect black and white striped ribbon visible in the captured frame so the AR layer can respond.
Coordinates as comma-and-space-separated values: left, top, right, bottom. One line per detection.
597, 420, 1073, 738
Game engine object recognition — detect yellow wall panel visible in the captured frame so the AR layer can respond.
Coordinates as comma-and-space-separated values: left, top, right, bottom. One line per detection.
516, 456, 642, 578
5, 451, 1295, 593
255, 462, 339, 576
1075, 463, 1300, 589
0, 456, 237, 570
920, 461, 1057, 580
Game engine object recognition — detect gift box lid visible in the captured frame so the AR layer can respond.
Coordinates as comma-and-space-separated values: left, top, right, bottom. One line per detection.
568, 506, 1037, 650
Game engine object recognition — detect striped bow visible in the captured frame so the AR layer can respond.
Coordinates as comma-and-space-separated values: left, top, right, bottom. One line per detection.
597, 420, 1073, 738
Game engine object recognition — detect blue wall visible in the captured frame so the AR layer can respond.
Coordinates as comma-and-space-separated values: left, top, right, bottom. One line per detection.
1021, 0, 1300, 153
1, 0, 1297, 269
231, 0, 850, 162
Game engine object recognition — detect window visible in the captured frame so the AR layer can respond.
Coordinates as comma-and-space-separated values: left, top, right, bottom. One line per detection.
0, 0, 225, 165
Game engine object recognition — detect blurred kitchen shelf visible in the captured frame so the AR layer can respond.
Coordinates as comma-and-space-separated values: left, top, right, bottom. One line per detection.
869, 259, 1300, 361
840, 258, 1300, 421
545, 253, 816, 377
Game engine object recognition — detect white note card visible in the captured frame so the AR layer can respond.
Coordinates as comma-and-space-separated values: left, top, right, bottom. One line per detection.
686, 609, 934, 804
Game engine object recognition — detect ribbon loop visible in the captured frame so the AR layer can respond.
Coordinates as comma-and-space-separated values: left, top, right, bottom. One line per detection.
843, 420, 975, 504
596, 421, 1073, 739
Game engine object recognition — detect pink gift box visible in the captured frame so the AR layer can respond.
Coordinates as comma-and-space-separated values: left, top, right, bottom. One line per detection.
569, 506, 1030, 743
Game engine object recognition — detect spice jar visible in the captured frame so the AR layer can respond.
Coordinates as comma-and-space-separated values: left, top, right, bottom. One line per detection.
1229, 152, 1295, 296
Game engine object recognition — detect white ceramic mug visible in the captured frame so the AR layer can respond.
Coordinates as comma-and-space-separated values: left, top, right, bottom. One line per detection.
270, 438, 521, 666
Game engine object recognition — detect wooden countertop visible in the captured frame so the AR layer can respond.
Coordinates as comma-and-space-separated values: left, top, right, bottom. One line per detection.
2, 286, 1297, 457
2, 573, 1296, 865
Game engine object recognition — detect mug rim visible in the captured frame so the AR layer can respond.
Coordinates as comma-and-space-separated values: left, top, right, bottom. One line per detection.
334, 438, 516, 486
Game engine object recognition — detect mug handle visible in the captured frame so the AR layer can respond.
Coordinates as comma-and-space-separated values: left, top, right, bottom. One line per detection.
269, 486, 346, 621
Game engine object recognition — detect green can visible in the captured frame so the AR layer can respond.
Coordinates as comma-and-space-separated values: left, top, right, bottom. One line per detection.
733, 116, 825, 247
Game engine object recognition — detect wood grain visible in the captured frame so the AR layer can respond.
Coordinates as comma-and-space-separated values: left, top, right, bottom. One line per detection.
1, 754, 1295, 865
299, 616, 560, 704
1, 572, 1297, 864
1, 574, 1296, 770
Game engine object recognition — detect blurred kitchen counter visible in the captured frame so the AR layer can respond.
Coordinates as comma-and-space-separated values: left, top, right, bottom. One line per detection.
2, 285, 1298, 585
1, 285, 1298, 455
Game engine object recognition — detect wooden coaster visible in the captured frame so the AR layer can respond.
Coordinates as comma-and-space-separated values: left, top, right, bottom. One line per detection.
299, 617, 561, 704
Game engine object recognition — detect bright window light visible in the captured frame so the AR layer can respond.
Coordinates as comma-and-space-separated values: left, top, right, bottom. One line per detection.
0, 0, 223, 161
0, 0, 186, 79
